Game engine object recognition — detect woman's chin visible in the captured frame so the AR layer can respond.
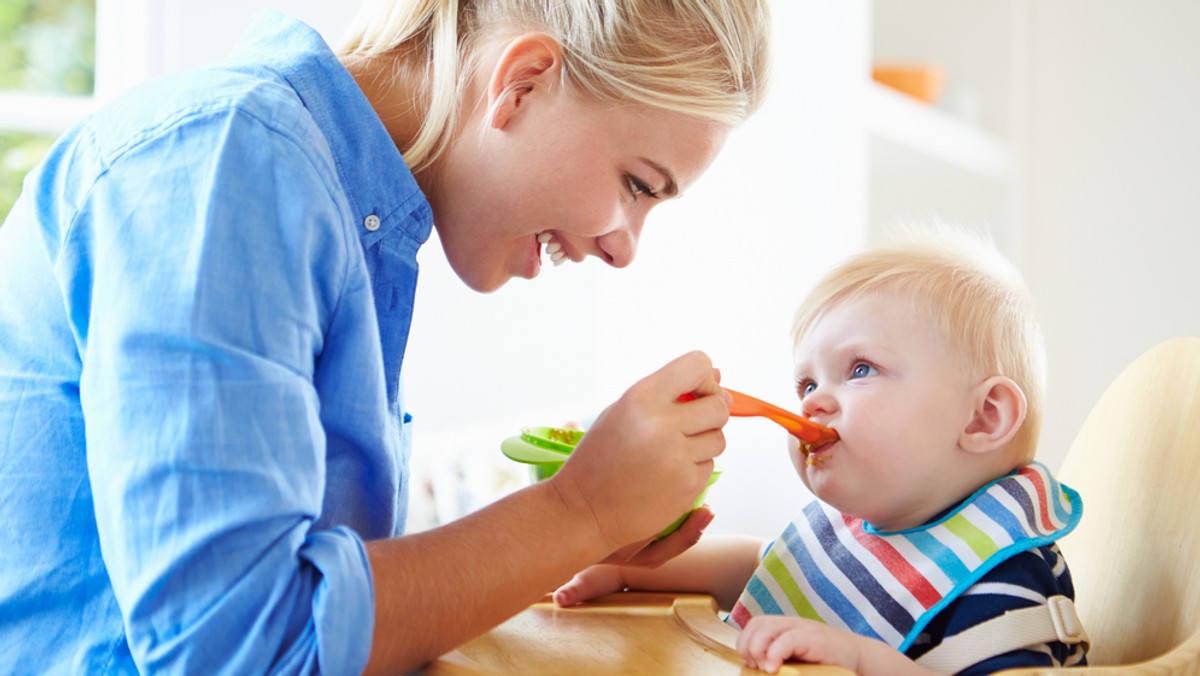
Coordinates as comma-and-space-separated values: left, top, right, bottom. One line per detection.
445, 253, 515, 293
468, 274, 511, 293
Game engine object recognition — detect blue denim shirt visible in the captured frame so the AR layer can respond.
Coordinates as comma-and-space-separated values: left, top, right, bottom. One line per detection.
0, 12, 431, 674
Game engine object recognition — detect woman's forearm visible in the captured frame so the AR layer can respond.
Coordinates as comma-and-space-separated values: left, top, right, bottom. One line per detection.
362, 479, 611, 674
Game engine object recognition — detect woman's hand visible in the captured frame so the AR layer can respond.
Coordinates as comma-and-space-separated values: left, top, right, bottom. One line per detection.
547, 351, 729, 553
737, 616, 936, 676
597, 505, 714, 568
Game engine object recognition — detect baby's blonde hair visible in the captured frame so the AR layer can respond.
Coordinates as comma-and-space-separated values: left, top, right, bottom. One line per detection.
792, 224, 1046, 465
340, 0, 771, 172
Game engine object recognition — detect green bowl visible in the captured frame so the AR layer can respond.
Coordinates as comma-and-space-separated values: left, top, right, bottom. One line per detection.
500, 425, 721, 538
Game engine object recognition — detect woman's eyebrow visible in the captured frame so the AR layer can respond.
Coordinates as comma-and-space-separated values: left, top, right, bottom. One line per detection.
640, 158, 679, 197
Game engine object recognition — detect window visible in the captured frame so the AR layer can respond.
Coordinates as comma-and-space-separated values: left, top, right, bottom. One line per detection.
0, 0, 95, 221
0, 131, 53, 218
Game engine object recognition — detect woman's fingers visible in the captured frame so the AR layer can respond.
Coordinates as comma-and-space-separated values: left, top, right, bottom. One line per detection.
600, 506, 714, 568
639, 351, 730, 445
550, 351, 728, 547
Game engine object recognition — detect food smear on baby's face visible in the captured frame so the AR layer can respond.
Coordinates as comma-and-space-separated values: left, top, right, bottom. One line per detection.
800, 436, 836, 467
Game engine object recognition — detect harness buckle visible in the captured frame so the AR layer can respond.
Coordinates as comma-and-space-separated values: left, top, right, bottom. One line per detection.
1047, 594, 1089, 645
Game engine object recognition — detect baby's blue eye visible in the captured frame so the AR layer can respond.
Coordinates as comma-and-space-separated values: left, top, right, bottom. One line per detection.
850, 362, 876, 379
803, 381, 817, 395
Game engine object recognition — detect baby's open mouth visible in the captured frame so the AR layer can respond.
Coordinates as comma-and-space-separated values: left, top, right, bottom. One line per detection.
801, 438, 836, 467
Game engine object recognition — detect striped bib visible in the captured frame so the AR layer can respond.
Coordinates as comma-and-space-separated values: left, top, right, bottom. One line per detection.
728, 462, 1082, 651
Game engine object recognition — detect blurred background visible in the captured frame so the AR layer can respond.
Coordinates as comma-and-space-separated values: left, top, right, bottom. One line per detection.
3, 0, 1197, 539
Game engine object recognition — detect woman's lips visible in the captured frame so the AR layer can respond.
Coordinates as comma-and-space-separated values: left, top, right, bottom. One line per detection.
525, 235, 542, 277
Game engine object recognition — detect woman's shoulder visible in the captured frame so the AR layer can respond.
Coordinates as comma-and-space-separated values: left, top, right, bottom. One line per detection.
40, 61, 358, 276
88, 61, 322, 173
73, 60, 353, 231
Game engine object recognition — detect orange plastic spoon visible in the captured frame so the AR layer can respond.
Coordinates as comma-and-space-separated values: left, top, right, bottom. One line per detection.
724, 388, 839, 447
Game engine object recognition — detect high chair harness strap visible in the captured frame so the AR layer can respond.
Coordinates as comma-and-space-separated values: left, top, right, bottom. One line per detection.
915, 594, 1090, 674
728, 462, 1083, 659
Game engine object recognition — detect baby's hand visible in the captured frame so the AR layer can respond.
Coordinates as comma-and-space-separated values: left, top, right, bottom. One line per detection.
737, 616, 863, 674
737, 616, 933, 676
552, 565, 626, 607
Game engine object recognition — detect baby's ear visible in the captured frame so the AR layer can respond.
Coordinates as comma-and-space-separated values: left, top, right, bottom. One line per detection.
960, 376, 1027, 455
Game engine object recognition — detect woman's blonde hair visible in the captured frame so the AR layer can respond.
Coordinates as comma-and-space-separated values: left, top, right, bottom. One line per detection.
792, 224, 1047, 465
340, 0, 771, 172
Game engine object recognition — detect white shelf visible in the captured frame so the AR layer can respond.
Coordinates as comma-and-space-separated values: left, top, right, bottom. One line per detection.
866, 81, 1011, 180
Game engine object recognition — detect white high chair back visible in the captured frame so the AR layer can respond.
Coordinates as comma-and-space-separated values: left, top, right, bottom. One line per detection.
999, 337, 1200, 674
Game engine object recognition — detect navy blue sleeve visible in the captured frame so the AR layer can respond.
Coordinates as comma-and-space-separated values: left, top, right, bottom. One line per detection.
905, 544, 1088, 673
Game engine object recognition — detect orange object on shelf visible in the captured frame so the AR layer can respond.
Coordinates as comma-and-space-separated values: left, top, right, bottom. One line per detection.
872, 63, 944, 104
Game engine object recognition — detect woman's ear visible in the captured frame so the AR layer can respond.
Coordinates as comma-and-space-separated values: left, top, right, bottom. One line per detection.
485, 33, 563, 130
960, 376, 1027, 455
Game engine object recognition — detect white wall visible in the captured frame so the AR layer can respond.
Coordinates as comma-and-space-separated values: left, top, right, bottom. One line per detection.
94, 0, 360, 95
1023, 1, 1200, 468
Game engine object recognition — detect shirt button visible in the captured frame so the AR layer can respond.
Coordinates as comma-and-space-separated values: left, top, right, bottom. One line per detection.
364, 214, 381, 232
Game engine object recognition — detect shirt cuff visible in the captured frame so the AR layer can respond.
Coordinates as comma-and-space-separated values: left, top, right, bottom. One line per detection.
300, 526, 375, 675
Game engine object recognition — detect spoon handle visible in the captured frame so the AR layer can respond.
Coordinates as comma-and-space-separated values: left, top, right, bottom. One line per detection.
724, 388, 839, 446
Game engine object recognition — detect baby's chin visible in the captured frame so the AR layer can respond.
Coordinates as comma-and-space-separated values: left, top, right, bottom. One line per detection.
801, 478, 865, 521
798, 468, 835, 504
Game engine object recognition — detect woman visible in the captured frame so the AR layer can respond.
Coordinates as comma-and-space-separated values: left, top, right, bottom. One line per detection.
0, 0, 770, 673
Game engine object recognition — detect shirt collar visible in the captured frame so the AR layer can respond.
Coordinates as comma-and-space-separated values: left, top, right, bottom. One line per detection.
230, 10, 433, 252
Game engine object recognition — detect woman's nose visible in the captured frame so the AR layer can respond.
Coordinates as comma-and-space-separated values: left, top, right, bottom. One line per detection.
595, 216, 643, 268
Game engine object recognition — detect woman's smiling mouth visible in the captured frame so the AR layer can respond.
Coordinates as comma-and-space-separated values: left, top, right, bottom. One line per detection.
537, 231, 569, 266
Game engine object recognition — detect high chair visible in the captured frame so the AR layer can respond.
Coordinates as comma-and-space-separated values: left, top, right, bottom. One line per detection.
996, 336, 1200, 675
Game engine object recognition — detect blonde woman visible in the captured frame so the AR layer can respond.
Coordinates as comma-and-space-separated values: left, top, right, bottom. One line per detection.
0, 1, 769, 673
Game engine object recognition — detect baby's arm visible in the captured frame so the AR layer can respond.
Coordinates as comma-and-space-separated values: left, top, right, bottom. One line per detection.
554, 534, 765, 611
737, 616, 936, 676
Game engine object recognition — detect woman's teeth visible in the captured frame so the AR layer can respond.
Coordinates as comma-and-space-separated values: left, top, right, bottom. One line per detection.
537, 232, 568, 266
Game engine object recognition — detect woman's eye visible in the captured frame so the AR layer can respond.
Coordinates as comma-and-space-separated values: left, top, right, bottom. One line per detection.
850, 362, 877, 379
625, 174, 659, 199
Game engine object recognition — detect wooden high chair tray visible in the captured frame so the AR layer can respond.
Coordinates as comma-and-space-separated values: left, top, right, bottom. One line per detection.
424, 591, 851, 675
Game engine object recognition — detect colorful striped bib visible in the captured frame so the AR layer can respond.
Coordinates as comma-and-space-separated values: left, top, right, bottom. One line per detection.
728, 462, 1082, 651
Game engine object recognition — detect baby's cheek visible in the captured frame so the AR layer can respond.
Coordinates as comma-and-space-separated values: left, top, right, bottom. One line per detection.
786, 437, 807, 476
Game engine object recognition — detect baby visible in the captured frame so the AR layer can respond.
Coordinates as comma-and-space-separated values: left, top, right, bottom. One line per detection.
554, 225, 1087, 674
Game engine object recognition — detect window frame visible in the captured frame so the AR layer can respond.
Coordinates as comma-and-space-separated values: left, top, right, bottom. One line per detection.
0, 0, 164, 135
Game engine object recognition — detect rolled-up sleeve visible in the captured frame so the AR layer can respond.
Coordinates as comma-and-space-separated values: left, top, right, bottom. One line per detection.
64, 106, 373, 674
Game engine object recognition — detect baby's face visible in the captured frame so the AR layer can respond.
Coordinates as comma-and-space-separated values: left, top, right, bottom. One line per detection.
790, 290, 979, 531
